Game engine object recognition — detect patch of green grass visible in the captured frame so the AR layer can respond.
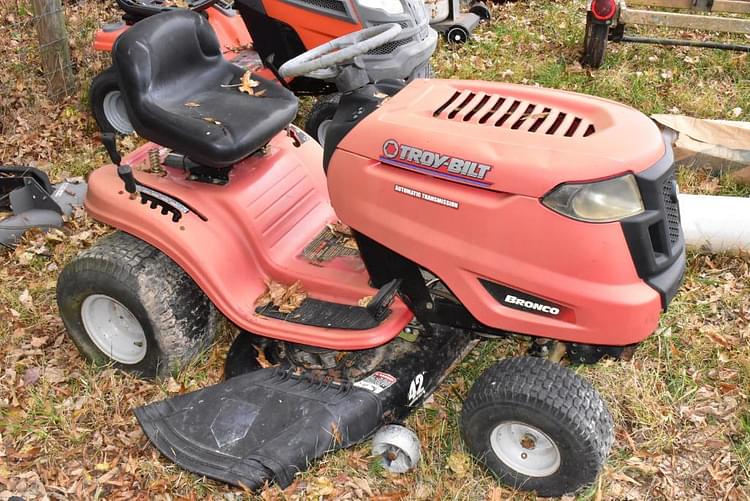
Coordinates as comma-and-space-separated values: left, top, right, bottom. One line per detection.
736, 413, 750, 477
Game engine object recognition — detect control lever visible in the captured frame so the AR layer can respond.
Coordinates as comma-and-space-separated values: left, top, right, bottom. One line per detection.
117, 165, 137, 194
100, 132, 122, 166
100, 132, 138, 195
263, 55, 292, 90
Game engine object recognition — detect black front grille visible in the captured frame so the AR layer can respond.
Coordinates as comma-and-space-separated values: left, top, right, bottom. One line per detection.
371, 20, 410, 29
620, 148, 685, 308
662, 173, 680, 245
296, 0, 347, 13
367, 36, 414, 55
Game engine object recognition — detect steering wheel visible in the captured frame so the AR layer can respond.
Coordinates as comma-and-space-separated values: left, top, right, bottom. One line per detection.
191, 0, 221, 13
279, 24, 403, 80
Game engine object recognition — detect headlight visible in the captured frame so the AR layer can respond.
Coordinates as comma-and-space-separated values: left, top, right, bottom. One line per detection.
542, 174, 644, 222
359, 0, 405, 15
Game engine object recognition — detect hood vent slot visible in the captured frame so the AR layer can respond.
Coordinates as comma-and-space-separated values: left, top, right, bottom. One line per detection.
434, 91, 597, 138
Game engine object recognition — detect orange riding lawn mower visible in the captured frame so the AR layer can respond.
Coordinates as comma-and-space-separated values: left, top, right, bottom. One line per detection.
88, 0, 442, 143
53, 0, 688, 493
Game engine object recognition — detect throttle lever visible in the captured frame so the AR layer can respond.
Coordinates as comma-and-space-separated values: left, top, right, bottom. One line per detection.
117, 165, 137, 194
100, 132, 122, 166
99, 133, 138, 195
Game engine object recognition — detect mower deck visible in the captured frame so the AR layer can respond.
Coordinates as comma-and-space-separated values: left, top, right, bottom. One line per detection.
135, 325, 475, 489
0, 166, 86, 249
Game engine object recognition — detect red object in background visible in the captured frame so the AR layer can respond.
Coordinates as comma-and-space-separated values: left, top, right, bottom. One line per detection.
591, 0, 617, 21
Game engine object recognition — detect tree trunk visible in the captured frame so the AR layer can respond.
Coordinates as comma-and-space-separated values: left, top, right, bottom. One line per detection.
30, 0, 75, 100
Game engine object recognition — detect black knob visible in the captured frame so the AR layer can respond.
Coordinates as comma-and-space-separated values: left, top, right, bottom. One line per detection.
117, 164, 137, 194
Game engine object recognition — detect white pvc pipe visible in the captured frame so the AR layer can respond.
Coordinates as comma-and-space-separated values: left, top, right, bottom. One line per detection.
678, 193, 750, 252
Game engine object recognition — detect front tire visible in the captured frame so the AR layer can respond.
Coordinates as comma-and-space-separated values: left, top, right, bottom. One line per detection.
304, 93, 341, 146
460, 357, 613, 497
90, 67, 134, 134
57, 231, 218, 378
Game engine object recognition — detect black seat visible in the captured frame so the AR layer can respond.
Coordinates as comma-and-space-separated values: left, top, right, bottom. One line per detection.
113, 10, 298, 168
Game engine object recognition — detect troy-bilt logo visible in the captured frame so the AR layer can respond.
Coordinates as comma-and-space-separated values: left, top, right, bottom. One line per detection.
504, 294, 561, 316
381, 139, 493, 188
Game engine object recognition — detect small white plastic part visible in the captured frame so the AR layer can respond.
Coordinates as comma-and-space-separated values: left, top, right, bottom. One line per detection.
371, 424, 421, 473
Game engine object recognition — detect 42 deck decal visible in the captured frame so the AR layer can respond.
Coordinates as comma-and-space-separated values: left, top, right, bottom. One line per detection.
381, 139, 493, 188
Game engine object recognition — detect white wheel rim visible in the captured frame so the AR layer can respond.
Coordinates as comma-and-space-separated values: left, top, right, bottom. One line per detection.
317, 119, 332, 146
490, 421, 561, 477
448, 28, 466, 43
81, 294, 147, 364
371, 425, 421, 473
102, 90, 134, 134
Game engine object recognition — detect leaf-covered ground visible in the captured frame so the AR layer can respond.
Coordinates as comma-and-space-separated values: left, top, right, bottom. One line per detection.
1, 0, 749, 499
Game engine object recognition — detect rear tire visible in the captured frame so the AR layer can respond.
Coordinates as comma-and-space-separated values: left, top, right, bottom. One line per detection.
90, 67, 134, 134
460, 357, 613, 497
446, 25, 470, 44
57, 231, 218, 378
581, 13, 609, 68
470, 2, 491, 21
304, 93, 341, 146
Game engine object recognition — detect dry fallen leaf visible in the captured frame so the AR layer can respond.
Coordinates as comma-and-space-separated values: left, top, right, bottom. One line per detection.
446, 451, 472, 478
44, 367, 67, 384
30, 336, 48, 348
372, 492, 408, 501
358, 296, 373, 307
255, 280, 308, 313
19, 289, 33, 309
342, 238, 358, 250
184, 101, 201, 108
527, 111, 550, 120
202, 117, 223, 126
239, 71, 261, 96
254, 345, 273, 368
328, 221, 352, 236
307, 477, 336, 497
350, 477, 373, 497
486, 487, 506, 501
22, 367, 40, 386
165, 377, 182, 394
330, 421, 343, 445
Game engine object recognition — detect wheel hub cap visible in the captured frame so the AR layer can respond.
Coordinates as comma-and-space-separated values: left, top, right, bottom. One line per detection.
102, 90, 134, 134
81, 294, 147, 364
317, 119, 332, 146
490, 421, 561, 477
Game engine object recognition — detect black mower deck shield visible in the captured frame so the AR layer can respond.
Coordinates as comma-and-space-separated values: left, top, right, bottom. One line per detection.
134, 326, 475, 489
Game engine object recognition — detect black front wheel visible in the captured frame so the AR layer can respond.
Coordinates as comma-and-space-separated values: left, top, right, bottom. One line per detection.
89, 67, 134, 134
304, 93, 341, 146
581, 13, 609, 68
460, 357, 613, 497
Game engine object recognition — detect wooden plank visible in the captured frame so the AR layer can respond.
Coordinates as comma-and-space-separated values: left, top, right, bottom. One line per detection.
30, 0, 75, 99
621, 6, 750, 33
626, 0, 750, 14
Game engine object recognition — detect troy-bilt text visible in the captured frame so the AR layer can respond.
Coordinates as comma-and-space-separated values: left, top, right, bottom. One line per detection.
381, 139, 492, 182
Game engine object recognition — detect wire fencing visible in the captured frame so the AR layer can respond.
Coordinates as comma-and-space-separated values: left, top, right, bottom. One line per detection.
3, 0, 81, 101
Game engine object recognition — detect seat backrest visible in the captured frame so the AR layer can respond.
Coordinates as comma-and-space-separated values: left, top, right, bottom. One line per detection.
112, 11, 240, 138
